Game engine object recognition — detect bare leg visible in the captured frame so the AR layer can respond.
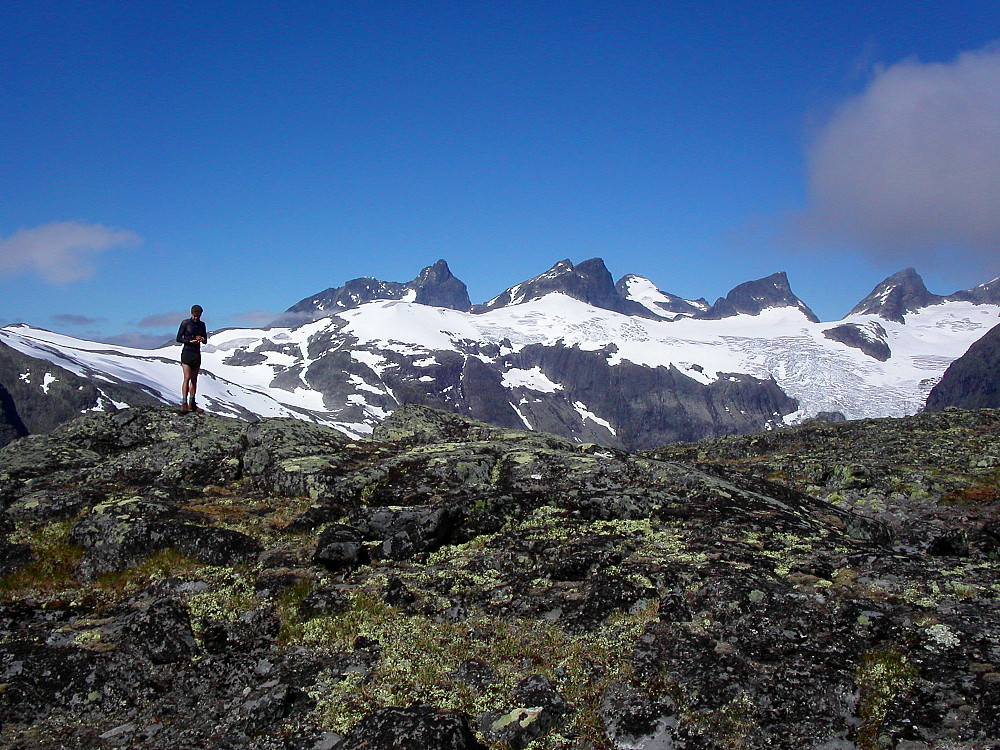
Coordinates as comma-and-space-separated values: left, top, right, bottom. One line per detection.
189, 368, 199, 404
181, 364, 194, 401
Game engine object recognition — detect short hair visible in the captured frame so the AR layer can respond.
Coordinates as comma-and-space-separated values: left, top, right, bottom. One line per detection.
191, 305, 203, 315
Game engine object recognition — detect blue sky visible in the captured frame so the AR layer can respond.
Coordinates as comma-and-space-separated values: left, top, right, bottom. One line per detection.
2, 1, 999, 345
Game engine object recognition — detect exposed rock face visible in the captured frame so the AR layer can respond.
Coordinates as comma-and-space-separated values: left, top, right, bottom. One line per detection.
297, 334, 799, 451
3, 405, 1000, 748
408, 260, 475, 311
338, 705, 486, 749
947, 275, 1000, 305
849, 267, 941, 323
497, 344, 798, 448
278, 259, 473, 324
703, 271, 820, 322
925, 322, 1000, 411
822, 320, 892, 361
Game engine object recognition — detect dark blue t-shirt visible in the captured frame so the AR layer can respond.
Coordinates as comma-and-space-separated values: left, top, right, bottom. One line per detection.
176, 318, 207, 353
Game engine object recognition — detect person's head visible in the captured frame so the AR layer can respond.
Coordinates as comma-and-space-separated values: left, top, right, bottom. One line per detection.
191, 305, 203, 319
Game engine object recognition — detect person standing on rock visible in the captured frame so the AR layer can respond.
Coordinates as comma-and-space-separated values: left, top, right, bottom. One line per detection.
177, 305, 207, 413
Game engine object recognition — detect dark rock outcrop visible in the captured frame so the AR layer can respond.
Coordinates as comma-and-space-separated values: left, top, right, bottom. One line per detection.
338, 705, 486, 750
313, 524, 370, 571
68, 496, 262, 582
822, 320, 892, 361
925, 322, 1000, 411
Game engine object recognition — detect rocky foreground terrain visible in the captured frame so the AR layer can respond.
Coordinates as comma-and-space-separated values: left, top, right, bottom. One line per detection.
1, 405, 999, 749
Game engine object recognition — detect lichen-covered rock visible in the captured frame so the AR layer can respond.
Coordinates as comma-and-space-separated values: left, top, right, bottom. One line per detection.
478, 674, 571, 750
2, 405, 1000, 749
86, 410, 247, 488
68, 496, 261, 582
243, 417, 363, 501
0, 432, 103, 481
6, 485, 105, 524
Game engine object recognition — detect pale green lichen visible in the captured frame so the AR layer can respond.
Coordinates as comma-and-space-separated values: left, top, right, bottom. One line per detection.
296, 587, 661, 743
855, 645, 918, 749
922, 623, 960, 652
187, 575, 259, 624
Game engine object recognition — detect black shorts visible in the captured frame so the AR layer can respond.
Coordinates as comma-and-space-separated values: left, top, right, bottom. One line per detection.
181, 347, 201, 370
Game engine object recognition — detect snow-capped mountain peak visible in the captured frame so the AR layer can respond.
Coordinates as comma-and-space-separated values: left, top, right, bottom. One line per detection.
473, 257, 656, 318
615, 274, 708, 319
848, 267, 941, 324
703, 271, 820, 322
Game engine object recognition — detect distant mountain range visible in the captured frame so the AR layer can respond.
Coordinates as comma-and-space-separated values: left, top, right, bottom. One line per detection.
2, 258, 999, 449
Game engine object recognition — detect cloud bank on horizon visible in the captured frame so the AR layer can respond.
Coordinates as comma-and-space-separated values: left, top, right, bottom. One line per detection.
0, 222, 141, 284
795, 44, 1000, 276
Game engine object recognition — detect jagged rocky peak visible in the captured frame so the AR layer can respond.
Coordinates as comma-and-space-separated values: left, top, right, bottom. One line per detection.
848, 267, 941, 324
703, 271, 819, 322
408, 259, 473, 310
472, 257, 658, 318
615, 274, 709, 318
276, 259, 472, 325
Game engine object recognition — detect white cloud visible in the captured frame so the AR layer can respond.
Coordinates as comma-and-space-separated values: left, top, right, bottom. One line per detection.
0, 221, 141, 284
794, 44, 1000, 271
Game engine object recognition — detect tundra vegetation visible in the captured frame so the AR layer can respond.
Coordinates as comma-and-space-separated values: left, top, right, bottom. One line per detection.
1, 405, 999, 749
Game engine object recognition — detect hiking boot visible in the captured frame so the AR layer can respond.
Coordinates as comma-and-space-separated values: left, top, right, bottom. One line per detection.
190, 402, 204, 413
180, 402, 191, 413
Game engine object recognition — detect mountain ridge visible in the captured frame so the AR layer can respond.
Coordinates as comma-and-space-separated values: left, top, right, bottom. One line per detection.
1, 260, 999, 450
276, 259, 473, 326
